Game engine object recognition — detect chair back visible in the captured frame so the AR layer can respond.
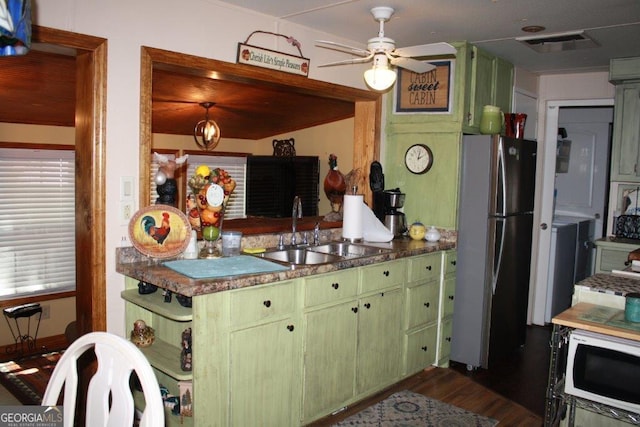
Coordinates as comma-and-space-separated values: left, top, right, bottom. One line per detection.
42, 331, 164, 427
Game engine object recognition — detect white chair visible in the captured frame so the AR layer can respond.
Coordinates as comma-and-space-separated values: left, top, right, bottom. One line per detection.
42, 331, 165, 427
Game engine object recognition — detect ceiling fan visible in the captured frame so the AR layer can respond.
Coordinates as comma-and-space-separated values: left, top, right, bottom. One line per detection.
316, 6, 456, 91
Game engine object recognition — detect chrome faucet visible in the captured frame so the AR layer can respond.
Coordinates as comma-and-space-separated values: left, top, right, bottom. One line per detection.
291, 196, 302, 246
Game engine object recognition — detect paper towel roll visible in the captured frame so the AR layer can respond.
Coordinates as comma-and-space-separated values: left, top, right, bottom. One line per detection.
342, 194, 363, 240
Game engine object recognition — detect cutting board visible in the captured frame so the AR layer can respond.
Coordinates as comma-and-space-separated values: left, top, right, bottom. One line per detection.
163, 256, 288, 279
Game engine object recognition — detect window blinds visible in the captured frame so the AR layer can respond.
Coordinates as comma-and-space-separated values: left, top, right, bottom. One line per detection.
0, 148, 76, 298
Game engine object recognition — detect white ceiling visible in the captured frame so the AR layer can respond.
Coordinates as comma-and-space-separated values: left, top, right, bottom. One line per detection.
217, 0, 640, 74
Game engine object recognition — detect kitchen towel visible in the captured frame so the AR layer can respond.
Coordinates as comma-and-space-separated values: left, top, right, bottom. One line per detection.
342, 194, 363, 240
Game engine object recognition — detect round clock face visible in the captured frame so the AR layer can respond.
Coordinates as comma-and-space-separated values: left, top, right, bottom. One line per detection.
404, 144, 433, 175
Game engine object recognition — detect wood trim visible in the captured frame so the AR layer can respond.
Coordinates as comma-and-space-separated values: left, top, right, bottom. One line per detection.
0, 334, 68, 361
32, 26, 108, 335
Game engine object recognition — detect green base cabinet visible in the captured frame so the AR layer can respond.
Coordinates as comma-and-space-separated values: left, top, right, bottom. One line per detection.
122, 251, 456, 426
437, 250, 457, 367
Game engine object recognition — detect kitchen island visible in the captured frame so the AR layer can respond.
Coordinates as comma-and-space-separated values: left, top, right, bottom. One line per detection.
116, 234, 456, 426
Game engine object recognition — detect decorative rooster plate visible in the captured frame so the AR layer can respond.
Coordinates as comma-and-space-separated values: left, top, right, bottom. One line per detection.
129, 205, 192, 259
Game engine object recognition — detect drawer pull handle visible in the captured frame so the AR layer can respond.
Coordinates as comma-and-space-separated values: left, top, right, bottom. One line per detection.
421, 346, 428, 352
351, 307, 358, 313
364, 303, 371, 309
426, 265, 432, 271
332, 282, 339, 289
448, 295, 454, 300
451, 260, 457, 266
287, 324, 294, 332
446, 337, 451, 342
383, 270, 389, 277
263, 300, 271, 308
424, 302, 430, 308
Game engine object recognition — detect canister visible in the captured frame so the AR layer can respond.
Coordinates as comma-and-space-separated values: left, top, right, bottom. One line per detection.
625, 292, 640, 323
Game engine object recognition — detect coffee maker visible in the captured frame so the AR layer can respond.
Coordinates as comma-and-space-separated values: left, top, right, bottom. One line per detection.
383, 188, 407, 237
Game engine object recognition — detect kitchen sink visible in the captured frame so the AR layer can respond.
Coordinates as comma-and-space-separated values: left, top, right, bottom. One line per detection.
309, 242, 392, 258
258, 248, 343, 265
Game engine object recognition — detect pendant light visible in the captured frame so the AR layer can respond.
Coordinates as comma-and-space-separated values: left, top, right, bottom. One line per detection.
194, 102, 221, 151
363, 53, 396, 92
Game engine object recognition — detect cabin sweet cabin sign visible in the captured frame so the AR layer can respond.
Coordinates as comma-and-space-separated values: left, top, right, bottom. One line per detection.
394, 60, 454, 113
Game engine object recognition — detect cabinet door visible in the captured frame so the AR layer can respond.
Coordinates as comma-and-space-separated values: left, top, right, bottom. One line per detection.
466, 46, 494, 128
438, 318, 454, 366
356, 288, 403, 394
405, 324, 438, 375
405, 281, 439, 329
302, 300, 358, 422
493, 57, 513, 113
230, 318, 297, 427
611, 83, 640, 181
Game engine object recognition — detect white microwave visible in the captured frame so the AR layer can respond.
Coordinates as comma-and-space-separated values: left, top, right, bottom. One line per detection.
565, 329, 640, 414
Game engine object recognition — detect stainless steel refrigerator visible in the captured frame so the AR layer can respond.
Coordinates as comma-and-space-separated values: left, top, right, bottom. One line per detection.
451, 135, 537, 370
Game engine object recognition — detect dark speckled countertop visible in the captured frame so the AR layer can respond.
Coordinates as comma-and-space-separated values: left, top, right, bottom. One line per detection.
116, 234, 456, 297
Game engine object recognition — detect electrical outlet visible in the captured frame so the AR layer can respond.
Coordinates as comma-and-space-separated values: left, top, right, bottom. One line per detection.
41, 305, 50, 320
121, 202, 134, 224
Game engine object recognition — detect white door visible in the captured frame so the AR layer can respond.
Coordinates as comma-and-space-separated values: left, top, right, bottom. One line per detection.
555, 106, 613, 238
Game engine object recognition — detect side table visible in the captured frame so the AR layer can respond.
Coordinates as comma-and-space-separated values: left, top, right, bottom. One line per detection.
3, 303, 43, 357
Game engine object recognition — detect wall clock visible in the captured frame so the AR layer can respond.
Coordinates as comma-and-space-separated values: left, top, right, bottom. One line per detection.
404, 144, 433, 175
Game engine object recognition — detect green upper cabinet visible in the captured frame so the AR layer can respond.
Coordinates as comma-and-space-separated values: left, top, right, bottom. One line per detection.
610, 82, 640, 182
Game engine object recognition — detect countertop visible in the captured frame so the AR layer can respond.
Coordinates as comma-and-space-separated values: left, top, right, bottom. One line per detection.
116, 237, 456, 297
574, 273, 640, 298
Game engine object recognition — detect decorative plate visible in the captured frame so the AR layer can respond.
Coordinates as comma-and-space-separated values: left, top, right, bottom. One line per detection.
128, 205, 192, 259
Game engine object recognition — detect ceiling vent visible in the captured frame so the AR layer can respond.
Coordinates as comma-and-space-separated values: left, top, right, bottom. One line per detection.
516, 30, 599, 53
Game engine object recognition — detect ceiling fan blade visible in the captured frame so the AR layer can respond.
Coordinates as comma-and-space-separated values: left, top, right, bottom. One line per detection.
393, 42, 456, 58
319, 54, 374, 68
316, 40, 371, 57
390, 57, 436, 74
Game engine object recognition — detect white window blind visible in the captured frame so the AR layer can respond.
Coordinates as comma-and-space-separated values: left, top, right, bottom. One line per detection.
186, 155, 247, 220
0, 148, 76, 298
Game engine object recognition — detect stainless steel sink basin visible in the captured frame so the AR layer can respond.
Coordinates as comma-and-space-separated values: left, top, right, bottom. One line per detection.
309, 242, 392, 258
259, 248, 343, 265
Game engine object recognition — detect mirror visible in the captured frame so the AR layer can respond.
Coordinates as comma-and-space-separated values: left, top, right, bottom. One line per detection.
139, 46, 381, 234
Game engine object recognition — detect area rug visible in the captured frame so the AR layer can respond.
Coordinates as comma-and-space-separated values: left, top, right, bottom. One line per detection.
332, 390, 498, 426
0, 351, 62, 405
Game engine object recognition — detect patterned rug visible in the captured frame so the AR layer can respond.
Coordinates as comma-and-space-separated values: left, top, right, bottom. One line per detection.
0, 351, 62, 405
333, 390, 499, 426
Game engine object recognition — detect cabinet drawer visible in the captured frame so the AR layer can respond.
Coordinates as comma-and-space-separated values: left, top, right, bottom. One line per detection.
408, 253, 441, 283
598, 247, 631, 273
441, 276, 456, 318
304, 269, 358, 307
230, 281, 295, 327
444, 251, 457, 275
360, 259, 406, 293
405, 282, 439, 329
405, 324, 437, 375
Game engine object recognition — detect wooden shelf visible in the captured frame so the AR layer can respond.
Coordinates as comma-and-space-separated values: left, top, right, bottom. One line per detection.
121, 289, 192, 322
140, 338, 192, 381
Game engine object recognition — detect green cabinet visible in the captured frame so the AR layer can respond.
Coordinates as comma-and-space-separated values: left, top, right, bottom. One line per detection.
595, 238, 639, 273
227, 280, 299, 427
437, 250, 457, 366
610, 83, 640, 182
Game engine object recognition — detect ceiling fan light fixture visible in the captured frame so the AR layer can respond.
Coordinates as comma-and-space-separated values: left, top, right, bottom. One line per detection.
363, 54, 396, 92
194, 102, 221, 151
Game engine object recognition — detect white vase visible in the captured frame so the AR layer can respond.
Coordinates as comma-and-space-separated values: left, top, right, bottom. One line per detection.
425, 226, 441, 242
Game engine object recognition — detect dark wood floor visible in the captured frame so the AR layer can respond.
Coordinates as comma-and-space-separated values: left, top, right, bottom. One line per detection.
309, 325, 551, 426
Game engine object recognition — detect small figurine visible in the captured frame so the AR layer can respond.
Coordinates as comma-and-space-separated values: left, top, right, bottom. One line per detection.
181, 328, 192, 371
130, 319, 155, 347
137, 280, 158, 295
154, 152, 189, 207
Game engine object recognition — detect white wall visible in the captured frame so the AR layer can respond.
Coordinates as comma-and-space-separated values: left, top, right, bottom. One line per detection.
34, 0, 370, 337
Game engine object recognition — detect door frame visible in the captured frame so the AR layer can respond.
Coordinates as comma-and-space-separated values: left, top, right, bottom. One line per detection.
529, 98, 614, 326
32, 26, 108, 334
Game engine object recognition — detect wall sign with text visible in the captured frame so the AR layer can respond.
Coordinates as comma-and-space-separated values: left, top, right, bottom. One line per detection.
394, 60, 454, 114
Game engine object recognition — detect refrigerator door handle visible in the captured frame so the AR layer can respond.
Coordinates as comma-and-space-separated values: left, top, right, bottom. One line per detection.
492, 217, 506, 295
497, 139, 507, 216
